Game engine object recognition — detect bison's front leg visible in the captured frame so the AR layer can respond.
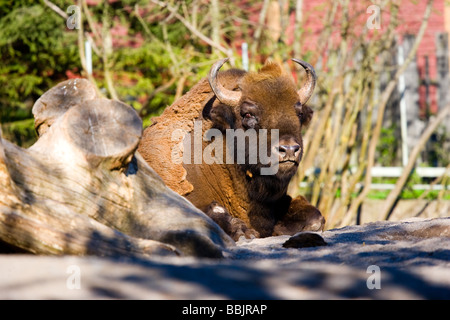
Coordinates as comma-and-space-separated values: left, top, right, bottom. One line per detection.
205, 202, 260, 241
273, 195, 325, 236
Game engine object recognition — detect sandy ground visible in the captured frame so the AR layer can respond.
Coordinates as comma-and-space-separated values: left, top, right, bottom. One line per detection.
1, 217, 449, 299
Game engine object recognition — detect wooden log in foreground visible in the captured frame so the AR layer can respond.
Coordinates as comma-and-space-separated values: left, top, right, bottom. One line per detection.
0, 79, 233, 258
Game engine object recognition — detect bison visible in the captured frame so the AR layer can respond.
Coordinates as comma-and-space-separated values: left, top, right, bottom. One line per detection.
138, 58, 325, 240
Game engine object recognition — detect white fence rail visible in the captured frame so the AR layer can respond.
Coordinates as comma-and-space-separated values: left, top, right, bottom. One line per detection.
302, 166, 450, 191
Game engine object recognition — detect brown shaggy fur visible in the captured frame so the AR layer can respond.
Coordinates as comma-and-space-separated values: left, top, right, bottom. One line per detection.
138, 61, 324, 240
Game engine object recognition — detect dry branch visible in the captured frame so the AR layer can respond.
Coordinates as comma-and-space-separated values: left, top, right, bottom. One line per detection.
344, 0, 434, 225
43, 0, 68, 19
150, 0, 232, 59
379, 103, 450, 220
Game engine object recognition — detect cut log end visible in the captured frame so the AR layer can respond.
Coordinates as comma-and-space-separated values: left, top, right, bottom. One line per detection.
63, 99, 143, 170
32, 78, 97, 136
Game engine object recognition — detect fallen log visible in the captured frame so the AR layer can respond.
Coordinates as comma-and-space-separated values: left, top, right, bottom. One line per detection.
0, 79, 233, 258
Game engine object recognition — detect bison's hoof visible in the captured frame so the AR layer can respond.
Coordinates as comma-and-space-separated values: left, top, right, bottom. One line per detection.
304, 211, 325, 232
273, 196, 325, 236
230, 217, 260, 241
205, 202, 260, 241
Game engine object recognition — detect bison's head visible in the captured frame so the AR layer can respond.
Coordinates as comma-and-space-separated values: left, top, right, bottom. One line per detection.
204, 58, 316, 181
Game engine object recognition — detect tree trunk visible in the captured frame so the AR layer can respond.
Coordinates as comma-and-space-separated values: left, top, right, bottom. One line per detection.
0, 79, 233, 258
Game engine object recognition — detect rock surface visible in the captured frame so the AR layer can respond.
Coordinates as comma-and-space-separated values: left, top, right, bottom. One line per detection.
1, 217, 449, 299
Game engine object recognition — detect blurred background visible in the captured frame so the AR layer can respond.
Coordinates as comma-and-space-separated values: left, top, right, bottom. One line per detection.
0, 0, 449, 228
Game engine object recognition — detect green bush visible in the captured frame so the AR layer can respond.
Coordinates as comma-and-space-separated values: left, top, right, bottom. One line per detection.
0, 2, 79, 146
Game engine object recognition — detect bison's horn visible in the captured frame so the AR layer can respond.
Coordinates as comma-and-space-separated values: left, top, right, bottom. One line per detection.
208, 58, 242, 107
292, 58, 317, 105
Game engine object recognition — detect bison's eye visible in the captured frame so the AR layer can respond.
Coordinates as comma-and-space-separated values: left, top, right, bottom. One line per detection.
241, 112, 257, 129
295, 102, 313, 127
240, 101, 260, 129
294, 102, 304, 122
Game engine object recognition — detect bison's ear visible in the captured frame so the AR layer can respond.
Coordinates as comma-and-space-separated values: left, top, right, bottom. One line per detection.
300, 105, 313, 127
202, 95, 236, 131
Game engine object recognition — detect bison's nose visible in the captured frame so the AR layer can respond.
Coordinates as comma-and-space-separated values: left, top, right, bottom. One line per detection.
276, 144, 301, 160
